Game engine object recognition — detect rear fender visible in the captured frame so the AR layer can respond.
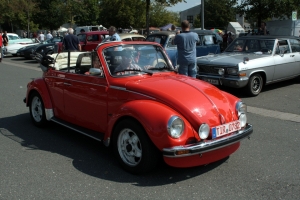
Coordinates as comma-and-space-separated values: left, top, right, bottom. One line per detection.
106, 100, 196, 150
26, 78, 53, 110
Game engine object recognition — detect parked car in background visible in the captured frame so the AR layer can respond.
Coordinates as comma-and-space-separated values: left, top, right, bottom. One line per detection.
196, 35, 300, 96
146, 30, 221, 67
7, 33, 34, 45
101, 33, 145, 43
24, 41, 253, 174
6, 43, 38, 57
33, 37, 64, 61
17, 37, 63, 60
56, 31, 110, 53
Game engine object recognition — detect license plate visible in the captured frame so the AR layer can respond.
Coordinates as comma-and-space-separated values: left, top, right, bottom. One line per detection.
203, 78, 219, 85
212, 120, 241, 139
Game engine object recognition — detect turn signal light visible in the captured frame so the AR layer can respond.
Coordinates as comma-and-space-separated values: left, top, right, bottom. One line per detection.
239, 73, 246, 76
176, 150, 190, 155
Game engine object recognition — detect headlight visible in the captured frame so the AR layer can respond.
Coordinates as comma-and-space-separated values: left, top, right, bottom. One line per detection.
167, 116, 184, 138
236, 101, 247, 127
218, 68, 224, 75
227, 68, 239, 75
198, 123, 210, 139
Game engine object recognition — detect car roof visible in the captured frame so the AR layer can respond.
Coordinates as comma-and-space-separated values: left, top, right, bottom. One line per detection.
78, 31, 109, 36
190, 29, 215, 35
147, 31, 176, 37
119, 33, 145, 38
237, 35, 300, 40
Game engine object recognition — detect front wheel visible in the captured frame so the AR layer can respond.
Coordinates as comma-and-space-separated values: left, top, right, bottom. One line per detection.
246, 74, 263, 96
113, 119, 159, 174
29, 92, 47, 127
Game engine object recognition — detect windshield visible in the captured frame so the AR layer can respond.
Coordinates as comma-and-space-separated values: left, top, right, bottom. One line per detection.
146, 35, 169, 47
225, 38, 275, 53
103, 44, 174, 77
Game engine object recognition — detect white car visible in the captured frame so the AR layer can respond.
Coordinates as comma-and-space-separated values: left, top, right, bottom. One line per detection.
6, 43, 38, 56
7, 33, 34, 45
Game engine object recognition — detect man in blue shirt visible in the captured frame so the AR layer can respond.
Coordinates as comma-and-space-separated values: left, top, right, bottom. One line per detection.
174, 20, 199, 78
108, 26, 121, 41
62, 28, 81, 51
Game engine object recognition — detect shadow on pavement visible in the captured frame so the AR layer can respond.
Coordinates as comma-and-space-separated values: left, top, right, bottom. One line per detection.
0, 113, 229, 186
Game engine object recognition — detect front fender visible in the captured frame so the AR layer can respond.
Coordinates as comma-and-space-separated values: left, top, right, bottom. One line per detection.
106, 100, 198, 150
26, 78, 53, 110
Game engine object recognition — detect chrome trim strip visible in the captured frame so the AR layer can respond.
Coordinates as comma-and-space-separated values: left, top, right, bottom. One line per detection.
163, 124, 253, 157
50, 118, 102, 142
45, 109, 54, 121
109, 85, 156, 99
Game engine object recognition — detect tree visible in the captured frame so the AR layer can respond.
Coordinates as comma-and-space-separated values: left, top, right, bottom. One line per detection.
149, 2, 180, 27
204, 0, 237, 30
145, 0, 185, 35
193, 15, 201, 28
236, 0, 300, 29
99, 0, 147, 28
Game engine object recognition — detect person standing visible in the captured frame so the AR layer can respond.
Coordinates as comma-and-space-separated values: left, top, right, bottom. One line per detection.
39, 31, 45, 42
173, 20, 199, 78
62, 28, 81, 51
108, 26, 121, 41
2, 31, 9, 56
259, 22, 267, 35
46, 31, 53, 40
0, 30, 3, 62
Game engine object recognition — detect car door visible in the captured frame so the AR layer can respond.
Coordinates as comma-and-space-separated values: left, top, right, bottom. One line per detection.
273, 39, 298, 80
63, 52, 108, 133
289, 39, 300, 75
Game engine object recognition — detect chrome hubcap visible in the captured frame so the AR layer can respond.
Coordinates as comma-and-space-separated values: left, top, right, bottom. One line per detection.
117, 128, 142, 166
31, 96, 43, 122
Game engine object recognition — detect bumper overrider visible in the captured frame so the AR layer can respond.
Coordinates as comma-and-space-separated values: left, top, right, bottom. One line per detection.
163, 124, 253, 157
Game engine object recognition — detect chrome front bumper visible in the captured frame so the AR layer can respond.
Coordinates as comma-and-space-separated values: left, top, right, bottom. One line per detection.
163, 124, 253, 157
197, 74, 249, 88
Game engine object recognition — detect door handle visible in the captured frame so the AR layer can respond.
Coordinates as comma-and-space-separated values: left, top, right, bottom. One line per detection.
290, 55, 295, 57
64, 82, 72, 86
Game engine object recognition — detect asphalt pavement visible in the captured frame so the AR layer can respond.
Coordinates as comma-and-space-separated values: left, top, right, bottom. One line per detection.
0, 56, 299, 200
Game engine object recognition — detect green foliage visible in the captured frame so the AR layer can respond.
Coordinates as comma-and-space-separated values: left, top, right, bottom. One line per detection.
204, 0, 237, 29
236, 0, 300, 27
193, 15, 201, 28
149, 2, 180, 27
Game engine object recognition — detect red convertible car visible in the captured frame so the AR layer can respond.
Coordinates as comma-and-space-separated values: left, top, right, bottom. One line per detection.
24, 41, 253, 174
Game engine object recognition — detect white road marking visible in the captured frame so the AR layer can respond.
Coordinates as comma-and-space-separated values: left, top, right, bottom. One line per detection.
248, 106, 300, 123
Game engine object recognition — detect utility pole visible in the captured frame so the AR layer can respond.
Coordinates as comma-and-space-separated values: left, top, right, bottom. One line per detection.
27, 0, 30, 38
201, 0, 204, 30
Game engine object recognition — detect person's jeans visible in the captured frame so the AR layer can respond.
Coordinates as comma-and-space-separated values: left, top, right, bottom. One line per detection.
178, 62, 197, 78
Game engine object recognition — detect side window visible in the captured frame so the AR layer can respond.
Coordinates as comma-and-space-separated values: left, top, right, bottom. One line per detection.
167, 36, 176, 47
122, 38, 132, 41
278, 40, 290, 53
132, 37, 145, 41
77, 34, 86, 42
90, 53, 104, 77
203, 35, 214, 45
290, 39, 300, 52
196, 35, 203, 46
75, 53, 92, 74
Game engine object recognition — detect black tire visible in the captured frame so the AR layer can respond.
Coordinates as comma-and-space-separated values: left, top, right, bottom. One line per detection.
29, 92, 47, 127
12, 54, 17, 57
113, 119, 160, 174
246, 74, 263, 96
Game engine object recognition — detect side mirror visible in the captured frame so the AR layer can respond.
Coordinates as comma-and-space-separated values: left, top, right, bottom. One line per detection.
88, 68, 102, 76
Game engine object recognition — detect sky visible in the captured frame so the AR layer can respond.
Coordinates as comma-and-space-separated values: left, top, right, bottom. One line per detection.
167, 0, 200, 12
167, 0, 241, 12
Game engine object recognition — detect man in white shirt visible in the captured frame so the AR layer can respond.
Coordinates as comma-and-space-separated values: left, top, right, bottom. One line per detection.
39, 32, 45, 42
46, 31, 53, 40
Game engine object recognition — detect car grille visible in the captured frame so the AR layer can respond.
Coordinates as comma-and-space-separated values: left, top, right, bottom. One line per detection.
197, 64, 222, 75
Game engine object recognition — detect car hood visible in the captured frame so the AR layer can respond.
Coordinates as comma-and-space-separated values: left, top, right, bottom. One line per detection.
197, 52, 269, 65
123, 75, 237, 129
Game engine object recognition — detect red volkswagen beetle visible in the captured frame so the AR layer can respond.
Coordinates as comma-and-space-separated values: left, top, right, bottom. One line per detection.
24, 41, 253, 174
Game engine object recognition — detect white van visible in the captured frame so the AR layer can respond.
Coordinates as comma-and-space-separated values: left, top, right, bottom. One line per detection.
227, 22, 245, 39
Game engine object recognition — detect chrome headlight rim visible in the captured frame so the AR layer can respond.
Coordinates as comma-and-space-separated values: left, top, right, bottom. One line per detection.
167, 116, 184, 139
198, 123, 210, 139
218, 68, 225, 75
